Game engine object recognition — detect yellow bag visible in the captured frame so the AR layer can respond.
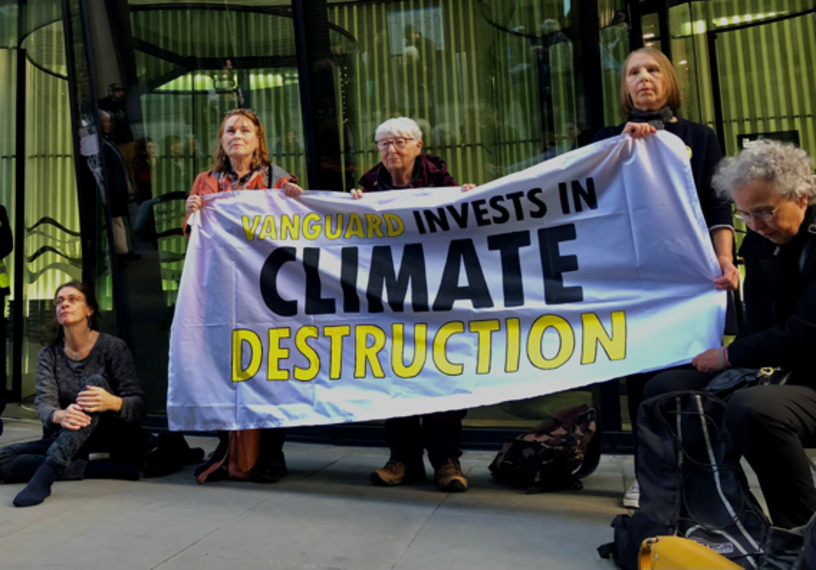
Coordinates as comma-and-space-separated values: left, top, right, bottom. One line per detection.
639, 537, 742, 569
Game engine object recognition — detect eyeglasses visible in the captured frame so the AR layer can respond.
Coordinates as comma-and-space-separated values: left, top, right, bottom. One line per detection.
53, 295, 85, 307
734, 202, 785, 224
376, 138, 414, 151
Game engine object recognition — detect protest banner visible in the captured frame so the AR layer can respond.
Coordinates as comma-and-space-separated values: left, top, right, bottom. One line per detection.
168, 133, 725, 431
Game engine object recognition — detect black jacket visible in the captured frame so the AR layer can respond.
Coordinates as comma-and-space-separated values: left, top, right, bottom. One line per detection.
728, 205, 816, 379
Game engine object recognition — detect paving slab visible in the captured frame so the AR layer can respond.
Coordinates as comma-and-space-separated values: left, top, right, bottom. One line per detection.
0, 419, 772, 570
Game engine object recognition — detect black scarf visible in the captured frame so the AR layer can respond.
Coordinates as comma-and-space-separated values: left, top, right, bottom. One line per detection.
628, 106, 674, 130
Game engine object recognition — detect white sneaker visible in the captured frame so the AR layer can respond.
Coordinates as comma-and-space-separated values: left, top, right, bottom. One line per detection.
623, 479, 640, 509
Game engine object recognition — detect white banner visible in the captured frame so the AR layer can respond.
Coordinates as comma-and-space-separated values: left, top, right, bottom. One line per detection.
168, 133, 726, 431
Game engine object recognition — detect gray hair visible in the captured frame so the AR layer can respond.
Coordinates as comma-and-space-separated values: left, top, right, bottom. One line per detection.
713, 140, 816, 204
375, 117, 423, 143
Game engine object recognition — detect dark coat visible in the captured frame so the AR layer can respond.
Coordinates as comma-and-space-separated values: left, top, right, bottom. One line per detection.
728, 205, 816, 379
101, 137, 132, 218
358, 154, 458, 192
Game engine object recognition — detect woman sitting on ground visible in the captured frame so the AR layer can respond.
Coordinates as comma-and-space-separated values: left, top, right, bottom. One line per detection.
0, 281, 146, 507
643, 140, 816, 529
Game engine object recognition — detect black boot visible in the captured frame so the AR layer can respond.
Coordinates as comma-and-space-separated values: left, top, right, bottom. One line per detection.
250, 450, 288, 484
143, 433, 205, 478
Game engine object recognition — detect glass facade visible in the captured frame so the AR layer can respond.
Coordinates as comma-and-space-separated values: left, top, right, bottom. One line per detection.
1, 0, 814, 446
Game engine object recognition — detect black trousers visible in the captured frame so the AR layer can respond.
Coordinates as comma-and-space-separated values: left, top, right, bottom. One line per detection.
0, 374, 142, 483
385, 410, 467, 468
644, 369, 816, 529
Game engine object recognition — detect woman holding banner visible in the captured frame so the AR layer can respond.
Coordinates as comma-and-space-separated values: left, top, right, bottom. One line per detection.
593, 47, 737, 508
358, 117, 475, 493
185, 109, 302, 484
283, 117, 476, 491
644, 141, 816, 528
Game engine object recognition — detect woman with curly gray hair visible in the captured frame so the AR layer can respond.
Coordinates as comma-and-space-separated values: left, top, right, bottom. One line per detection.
641, 140, 816, 528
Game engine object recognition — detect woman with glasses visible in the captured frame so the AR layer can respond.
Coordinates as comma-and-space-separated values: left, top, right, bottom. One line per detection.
256, 116, 475, 490
185, 109, 301, 484
593, 48, 737, 509
0, 282, 148, 507
642, 141, 816, 529
352, 117, 475, 493
352, 117, 475, 195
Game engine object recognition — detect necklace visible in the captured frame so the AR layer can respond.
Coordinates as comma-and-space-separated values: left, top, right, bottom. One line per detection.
65, 331, 96, 360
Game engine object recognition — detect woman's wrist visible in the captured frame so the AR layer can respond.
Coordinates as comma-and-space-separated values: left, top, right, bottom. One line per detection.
110, 395, 123, 413
717, 347, 731, 370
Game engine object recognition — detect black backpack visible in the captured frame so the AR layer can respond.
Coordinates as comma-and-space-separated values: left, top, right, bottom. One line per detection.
598, 391, 769, 570
488, 404, 600, 493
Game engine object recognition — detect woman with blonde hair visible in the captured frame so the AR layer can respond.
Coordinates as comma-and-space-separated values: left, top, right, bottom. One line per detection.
593, 48, 736, 509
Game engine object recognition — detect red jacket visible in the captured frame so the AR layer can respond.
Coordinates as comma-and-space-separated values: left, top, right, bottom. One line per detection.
184, 164, 295, 236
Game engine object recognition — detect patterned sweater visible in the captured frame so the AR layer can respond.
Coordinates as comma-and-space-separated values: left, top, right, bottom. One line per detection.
35, 333, 146, 437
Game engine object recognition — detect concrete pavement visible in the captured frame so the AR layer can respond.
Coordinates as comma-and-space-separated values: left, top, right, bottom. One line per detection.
0, 419, 637, 570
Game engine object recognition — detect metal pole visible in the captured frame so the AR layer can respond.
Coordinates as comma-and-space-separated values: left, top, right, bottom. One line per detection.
10, 47, 26, 402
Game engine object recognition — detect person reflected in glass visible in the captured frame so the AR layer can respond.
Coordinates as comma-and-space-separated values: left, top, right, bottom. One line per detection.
357, 117, 475, 492
275, 129, 303, 160
100, 110, 138, 261
209, 58, 244, 125
402, 24, 439, 119
0, 282, 146, 507
162, 134, 190, 193
592, 48, 737, 509
184, 134, 207, 174
98, 83, 135, 171
530, 19, 570, 94
184, 109, 302, 484
132, 137, 157, 204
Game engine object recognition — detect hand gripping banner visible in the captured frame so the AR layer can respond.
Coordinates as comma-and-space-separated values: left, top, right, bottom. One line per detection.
168, 133, 726, 431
